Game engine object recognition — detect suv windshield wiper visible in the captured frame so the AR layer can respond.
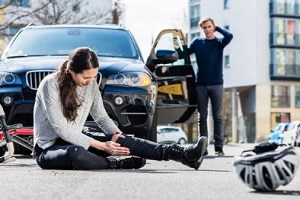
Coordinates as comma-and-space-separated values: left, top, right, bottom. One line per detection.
6, 55, 29, 58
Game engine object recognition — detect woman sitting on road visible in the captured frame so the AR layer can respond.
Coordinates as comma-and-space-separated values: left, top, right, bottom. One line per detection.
33, 47, 207, 170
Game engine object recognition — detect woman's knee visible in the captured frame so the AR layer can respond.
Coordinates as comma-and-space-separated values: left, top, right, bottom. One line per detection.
67, 145, 108, 170
111, 134, 125, 142
67, 145, 86, 160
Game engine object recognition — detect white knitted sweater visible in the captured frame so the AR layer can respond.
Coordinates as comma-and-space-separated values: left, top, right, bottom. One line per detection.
33, 73, 119, 150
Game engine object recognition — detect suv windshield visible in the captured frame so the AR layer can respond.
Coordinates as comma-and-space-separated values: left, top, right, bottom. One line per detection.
5, 27, 139, 59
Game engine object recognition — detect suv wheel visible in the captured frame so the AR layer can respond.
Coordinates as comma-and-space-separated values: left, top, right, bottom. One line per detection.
178, 138, 186, 145
147, 110, 157, 142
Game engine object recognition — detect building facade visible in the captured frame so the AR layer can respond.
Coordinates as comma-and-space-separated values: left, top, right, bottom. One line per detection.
188, 0, 300, 142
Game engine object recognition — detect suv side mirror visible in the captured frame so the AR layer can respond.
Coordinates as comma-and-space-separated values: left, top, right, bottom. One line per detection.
152, 50, 178, 64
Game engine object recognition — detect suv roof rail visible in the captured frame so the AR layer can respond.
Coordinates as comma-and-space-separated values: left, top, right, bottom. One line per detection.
119, 23, 127, 30
26, 23, 36, 27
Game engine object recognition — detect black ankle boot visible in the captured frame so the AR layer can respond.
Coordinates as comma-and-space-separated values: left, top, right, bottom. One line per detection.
107, 156, 146, 169
164, 136, 208, 170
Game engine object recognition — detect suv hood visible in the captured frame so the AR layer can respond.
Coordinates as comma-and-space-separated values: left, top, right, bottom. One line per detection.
0, 56, 68, 72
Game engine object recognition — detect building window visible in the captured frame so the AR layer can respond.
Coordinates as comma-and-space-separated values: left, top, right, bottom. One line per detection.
4, 0, 30, 8
224, 55, 230, 68
270, 48, 300, 79
271, 85, 290, 107
286, 19, 295, 45
271, 0, 286, 15
191, 32, 200, 41
8, 27, 20, 36
286, 0, 296, 15
273, 18, 285, 45
295, 86, 300, 107
224, 0, 230, 9
190, 4, 200, 28
224, 25, 231, 68
270, 18, 300, 46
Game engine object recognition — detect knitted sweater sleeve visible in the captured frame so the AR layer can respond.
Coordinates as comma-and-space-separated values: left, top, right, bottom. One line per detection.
216, 26, 233, 47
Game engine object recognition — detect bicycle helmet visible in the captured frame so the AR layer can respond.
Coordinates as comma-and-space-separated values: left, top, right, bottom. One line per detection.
233, 142, 300, 191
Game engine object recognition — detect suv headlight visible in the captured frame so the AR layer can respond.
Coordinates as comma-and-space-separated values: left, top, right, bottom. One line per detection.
106, 72, 151, 87
0, 72, 20, 85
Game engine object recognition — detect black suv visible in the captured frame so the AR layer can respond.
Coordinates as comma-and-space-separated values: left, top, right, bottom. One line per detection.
0, 24, 197, 143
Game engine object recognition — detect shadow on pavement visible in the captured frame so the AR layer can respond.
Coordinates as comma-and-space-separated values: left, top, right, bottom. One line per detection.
252, 190, 300, 196
204, 155, 234, 159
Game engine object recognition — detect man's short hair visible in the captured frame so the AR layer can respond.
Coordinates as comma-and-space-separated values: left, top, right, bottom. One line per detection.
198, 17, 215, 28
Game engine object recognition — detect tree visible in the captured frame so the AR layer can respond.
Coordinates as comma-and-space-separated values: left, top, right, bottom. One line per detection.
0, 0, 51, 35
112, 0, 125, 24
32, 0, 112, 25
0, 0, 124, 33
0, 0, 124, 53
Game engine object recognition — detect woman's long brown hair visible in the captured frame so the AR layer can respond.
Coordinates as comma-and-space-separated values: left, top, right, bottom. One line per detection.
57, 47, 99, 121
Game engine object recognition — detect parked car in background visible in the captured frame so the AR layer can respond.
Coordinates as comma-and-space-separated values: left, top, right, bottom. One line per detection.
294, 124, 300, 147
268, 122, 289, 144
157, 125, 187, 144
282, 121, 300, 146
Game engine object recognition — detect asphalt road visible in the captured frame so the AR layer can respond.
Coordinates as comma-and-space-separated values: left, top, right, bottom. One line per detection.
0, 143, 299, 200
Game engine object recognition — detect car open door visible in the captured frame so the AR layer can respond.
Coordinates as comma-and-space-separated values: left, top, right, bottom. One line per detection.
146, 29, 197, 124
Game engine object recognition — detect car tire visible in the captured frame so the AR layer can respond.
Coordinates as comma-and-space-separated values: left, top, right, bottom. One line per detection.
147, 109, 157, 142
178, 138, 186, 145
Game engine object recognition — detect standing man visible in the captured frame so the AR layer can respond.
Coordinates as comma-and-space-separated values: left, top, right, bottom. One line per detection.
189, 17, 233, 156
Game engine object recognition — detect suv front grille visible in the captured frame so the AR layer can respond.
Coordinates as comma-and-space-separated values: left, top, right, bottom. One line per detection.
26, 70, 102, 90
26, 70, 55, 90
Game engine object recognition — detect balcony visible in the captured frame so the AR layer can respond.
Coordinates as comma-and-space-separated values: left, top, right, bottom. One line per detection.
270, 1, 300, 17
269, 33, 300, 48
270, 64, 300, 80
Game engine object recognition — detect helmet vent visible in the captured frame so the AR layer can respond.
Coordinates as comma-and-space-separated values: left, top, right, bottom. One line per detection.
284, 160, 295, 174
252, 169, 257, 185
240, 168, 246, 182
275, 166, 284, 181
262, 166, 273, 190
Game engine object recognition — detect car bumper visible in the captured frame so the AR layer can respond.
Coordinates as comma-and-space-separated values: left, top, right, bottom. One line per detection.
0, 98, 34, 126
101, 85, 156, 138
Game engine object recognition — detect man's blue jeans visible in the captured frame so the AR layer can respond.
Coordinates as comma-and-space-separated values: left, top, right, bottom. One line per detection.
196, 85, 224, 150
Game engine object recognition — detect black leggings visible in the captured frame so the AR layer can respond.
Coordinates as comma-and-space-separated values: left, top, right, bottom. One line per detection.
35, 133, 167, 170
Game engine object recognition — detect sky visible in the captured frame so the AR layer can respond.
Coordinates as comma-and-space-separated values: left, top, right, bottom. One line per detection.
122, 0, 188, 60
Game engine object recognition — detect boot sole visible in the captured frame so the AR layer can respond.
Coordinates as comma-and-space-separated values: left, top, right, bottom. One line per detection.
193, 137, 208, 170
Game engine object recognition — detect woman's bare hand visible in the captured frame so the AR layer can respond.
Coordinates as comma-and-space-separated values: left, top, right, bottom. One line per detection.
103, 141, 130, 156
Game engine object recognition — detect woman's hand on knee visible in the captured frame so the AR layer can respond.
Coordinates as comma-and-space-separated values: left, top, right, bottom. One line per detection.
111, 133, 125, 142
104, 141, 130, 156
91, 139, 129, 156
